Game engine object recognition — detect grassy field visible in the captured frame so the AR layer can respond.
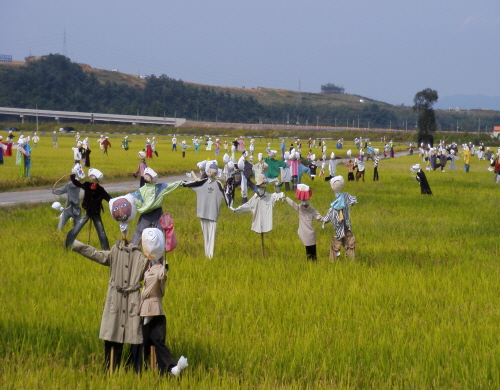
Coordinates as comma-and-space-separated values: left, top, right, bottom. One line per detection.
2, 128, 500, 389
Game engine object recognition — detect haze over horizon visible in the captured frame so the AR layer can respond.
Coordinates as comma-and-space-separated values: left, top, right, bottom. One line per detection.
2, 1, 499, 109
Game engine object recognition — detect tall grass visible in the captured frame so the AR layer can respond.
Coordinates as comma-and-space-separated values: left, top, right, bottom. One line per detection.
1, 142, 500, 388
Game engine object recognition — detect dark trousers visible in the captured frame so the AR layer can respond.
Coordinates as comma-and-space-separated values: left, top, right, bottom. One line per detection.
373, 167, 379, 181
305, 245, 317, 260
143, 315, 176, 375
104, 340, 143, 373
131, 208, 164, 245
347, 172, 355, 182
65, 213, 109, 250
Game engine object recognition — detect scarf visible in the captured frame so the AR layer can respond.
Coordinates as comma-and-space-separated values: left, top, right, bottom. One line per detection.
331, 193, 345, 221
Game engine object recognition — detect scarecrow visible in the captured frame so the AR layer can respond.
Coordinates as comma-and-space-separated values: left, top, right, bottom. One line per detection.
151, 137, 158, 157
101, 137, 111, 155
122, 136, 131, 151
72, 142, 83, 164
6, 130, 14, 155
263, 150, 287, 192
230, 174, 285, 257
65, 167, 111, 250
32, 132, 40, 148
181, 140, 190, 158
97, 134, 105, 150
411, 164, 433, 195
285, 184, 323, 260
145, 138, 153, 158
70, 195, 146, 374
373, 149, 380, 181
17, 136, 32, 178
133, 151, 148, 187
129, 168, 183, 246
322, 176, 358, 260
140, 227, 189, 376
52, 171, 82, 230
238, 150, 254, 203
183, 161, 228, 258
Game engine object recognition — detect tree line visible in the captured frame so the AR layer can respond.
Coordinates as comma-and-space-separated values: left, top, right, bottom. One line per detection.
0, 54, 498, 131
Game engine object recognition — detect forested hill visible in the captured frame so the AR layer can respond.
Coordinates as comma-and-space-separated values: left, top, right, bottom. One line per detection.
1, 54, 499, 131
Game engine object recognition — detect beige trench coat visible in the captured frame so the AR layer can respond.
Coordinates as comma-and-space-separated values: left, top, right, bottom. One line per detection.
72, 240, 149, 344
139, 258, 166, 317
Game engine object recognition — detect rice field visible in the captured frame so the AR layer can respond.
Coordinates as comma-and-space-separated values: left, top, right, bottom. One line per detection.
1, 127, 500, 389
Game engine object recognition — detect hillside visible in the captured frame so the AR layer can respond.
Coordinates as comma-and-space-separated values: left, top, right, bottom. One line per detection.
1, 56, 499, 132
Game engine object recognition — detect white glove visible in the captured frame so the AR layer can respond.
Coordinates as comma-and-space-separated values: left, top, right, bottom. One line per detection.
170, 356, 188, 376
51, 201, 64, 211
229, 206, 236, 212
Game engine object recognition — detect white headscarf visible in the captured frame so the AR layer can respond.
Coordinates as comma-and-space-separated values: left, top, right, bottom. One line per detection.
142, 228, 165, 261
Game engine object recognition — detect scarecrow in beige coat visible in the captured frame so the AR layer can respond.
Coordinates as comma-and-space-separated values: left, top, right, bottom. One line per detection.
71, 238, 149, 373
140, 228, 188, 376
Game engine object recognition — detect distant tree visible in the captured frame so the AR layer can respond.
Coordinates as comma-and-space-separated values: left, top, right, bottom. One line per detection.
321, 83, 345, 94
413, 88, 438, 146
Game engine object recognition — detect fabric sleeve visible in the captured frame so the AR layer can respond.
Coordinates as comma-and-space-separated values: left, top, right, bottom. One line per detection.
233, 196, 255, 214
285, 197, 299, 212
159, 180, 183, 197
72, 240, 111, 266
52, 183, 69, 196
70, 174, 84, 189
345, 193, 357, 206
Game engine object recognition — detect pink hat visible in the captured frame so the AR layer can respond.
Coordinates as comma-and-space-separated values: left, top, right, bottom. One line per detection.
295, 184, 312, 200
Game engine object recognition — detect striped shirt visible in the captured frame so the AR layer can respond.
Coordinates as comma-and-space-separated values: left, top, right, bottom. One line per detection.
374, 155, 379, 168
322, 193, 357, 239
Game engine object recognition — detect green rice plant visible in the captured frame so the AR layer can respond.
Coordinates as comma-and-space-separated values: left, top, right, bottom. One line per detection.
1, 141, 500, 389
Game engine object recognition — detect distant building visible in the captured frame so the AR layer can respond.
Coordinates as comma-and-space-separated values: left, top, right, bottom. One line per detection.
0, 54, 12, 62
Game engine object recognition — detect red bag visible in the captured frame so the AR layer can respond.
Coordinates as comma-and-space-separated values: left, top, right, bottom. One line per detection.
159, 213, 178, 252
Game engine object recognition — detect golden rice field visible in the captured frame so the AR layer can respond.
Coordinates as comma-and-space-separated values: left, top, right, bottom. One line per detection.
2, 126, 500, 389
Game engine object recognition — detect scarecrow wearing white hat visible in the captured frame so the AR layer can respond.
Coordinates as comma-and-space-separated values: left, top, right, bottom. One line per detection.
122, 135, 131, 151
322, 176, 358, 260
183, 161, 228, 258
238, 150, 254, 203
81, 138, 91, 167
145, 138, 153, 158
263, 150, 287, 191
343, 157, 355, 182
324, 152, 338, 181
129, 168, 183, 245
6, 130, 14, 155
75, 132, 81, 145
206, 137, 213, 151
252, 152, 268, 178
308, 154, 318, 181
151, 136, 158, 157
181, 140, 190, 157
214, 138, 221, 156
16, 135, 32, 178
70, 204, 149, 374
447, 149, 459, 170
285, 184, 323, 260
355, 151, 366, 182
278, 151, 291, 191
52, 175, 82, 230
32, 132, 39, 148
133, 151, 148, 187
287, 152, 301, 190
365, 143, 374, 161
101, 136, 111, 155
171, 136, 177, 151
65, 167, 111, 249
72, 142, 83, 165
231, 174, 285, 257
139, 228, 189, 376
373, 149, 380, 181
249, 139, 255, 157
410, 164, 432, 195
97, 134, 105, 150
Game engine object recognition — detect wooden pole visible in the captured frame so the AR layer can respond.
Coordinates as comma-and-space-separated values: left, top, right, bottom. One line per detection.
261, 233, 265, 258
150, 346, 156, 371
110, 346, 114, 375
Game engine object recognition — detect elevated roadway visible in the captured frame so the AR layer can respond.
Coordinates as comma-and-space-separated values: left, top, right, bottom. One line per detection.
0, 106, 186, 127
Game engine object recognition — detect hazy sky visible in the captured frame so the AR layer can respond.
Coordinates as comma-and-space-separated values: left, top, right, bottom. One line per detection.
2, 0, 499, 106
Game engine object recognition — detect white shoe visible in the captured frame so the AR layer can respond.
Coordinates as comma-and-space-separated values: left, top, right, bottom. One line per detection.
441, 170, 445, 172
